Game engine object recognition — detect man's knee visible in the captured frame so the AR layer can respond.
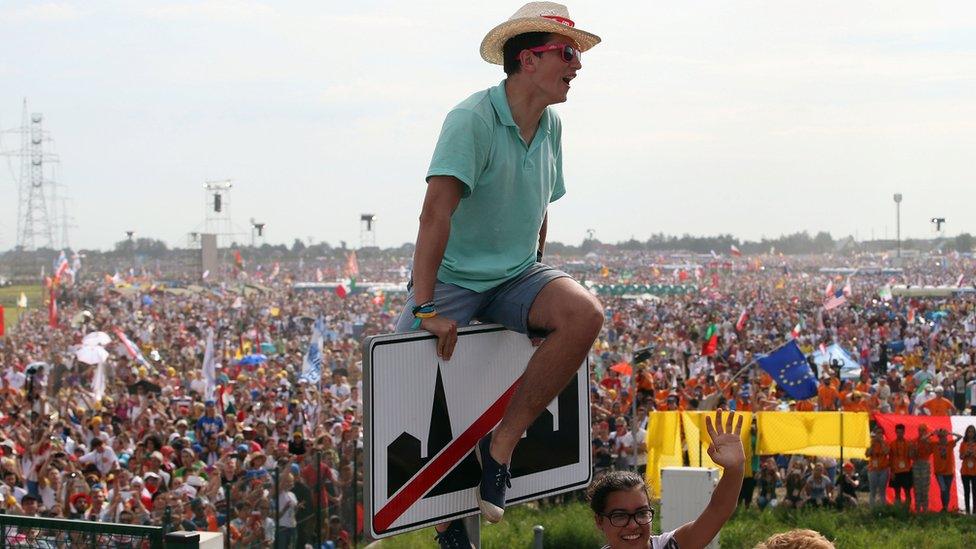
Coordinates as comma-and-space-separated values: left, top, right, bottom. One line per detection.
557, 294, 603, 338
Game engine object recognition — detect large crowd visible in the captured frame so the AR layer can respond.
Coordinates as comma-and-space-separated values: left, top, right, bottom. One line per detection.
1, 251, 976, 547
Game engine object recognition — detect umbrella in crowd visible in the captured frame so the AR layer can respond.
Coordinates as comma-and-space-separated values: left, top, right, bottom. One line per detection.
75, 344, 109, 365
237, 354, 268, 366
127, 380, 163, 395
610, 362, 633, 376
82, 331, 111, 346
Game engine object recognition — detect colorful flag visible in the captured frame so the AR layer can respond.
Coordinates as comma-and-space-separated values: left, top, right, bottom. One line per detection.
907, 307, 916, 324
300, 318, 324, 384
735, 308, 749, 331
730, 244, 742, 257
48, 284, 58, 328
757, 340, 818, 400
114, 329, 149, 366
956, 273, 965, 287
824, 280, 834, 298
790, 322, 802, 339
335, 283, 348, 299
346, 250, 360, 278
202, 328, 216, 401
16, 292, 27, 308
878, 285, 893, 302
234, 250, 244, 271
701, 324, 719, 356
824, 289, 847, 311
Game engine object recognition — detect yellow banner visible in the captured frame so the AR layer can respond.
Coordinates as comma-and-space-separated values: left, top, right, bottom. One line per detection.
644, 411, 682, 498
757, 411, 870, 459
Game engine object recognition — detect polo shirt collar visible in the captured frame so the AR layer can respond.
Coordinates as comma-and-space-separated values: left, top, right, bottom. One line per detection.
489, 79, 553, 138
489, 80, 517, 128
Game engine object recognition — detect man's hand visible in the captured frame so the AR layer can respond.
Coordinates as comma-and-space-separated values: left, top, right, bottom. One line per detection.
705, 409, 745, 469
421, 316, 458, 360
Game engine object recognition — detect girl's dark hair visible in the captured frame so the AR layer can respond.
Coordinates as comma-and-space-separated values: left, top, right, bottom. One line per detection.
587, 470, 648, 514
502, 32, 552, 75
965, 425, 976, 440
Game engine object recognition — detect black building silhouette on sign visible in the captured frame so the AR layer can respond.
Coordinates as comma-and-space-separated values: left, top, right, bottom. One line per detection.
386, 365, 580, 498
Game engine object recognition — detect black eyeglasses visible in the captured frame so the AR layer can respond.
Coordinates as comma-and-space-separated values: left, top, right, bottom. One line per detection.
601, 508, 654, 527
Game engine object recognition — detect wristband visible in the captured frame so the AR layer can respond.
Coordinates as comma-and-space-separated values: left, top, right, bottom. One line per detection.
411, 312, 437, 330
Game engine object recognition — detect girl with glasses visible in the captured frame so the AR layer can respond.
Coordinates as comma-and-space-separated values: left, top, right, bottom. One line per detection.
589, 410, 745, 548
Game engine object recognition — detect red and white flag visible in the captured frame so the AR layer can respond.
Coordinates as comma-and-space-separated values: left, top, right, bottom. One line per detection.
790, 322, 801, 339
956, 273, 965, 287
114, 328, 149, 366
907, 307, 916, 324
824, 280, 835, 298
735, 308, 749, 331
730, 244, 742, 257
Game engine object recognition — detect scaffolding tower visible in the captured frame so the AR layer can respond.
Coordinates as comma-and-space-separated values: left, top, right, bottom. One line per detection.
203, 179, 235, 248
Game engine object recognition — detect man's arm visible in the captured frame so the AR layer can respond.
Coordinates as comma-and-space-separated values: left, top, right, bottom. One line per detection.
413, 176, 463, 359
673, 411, 744, 549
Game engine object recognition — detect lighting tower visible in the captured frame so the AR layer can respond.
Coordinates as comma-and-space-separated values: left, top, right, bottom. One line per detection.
250, 218, 266, 247
203, 179, 234, 247
893, 193, 902, 259
360, 213, 377, 248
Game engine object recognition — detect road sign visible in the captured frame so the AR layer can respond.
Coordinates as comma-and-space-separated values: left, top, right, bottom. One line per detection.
364, 324, 591, 539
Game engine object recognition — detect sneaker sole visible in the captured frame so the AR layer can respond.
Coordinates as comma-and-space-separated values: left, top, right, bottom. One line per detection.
475, 440, 505, 523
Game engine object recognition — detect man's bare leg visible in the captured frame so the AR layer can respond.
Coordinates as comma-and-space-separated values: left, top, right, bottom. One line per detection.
489, 277, 604, 465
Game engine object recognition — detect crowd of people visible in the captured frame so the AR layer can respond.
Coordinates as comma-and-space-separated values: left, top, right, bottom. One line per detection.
1, 250, 976, 547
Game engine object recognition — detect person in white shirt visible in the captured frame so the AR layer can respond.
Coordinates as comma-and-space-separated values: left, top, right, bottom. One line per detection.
78, 439, 118, 476
277, 472, 299, 548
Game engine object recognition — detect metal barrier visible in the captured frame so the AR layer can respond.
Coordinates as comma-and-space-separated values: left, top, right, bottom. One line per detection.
220, 449, 363, 548
0, 513, 165, 549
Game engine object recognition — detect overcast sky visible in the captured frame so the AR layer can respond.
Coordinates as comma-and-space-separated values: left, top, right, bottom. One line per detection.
1, 0, 974, 252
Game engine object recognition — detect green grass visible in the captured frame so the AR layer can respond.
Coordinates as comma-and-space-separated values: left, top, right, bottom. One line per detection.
0, 284, 42, 332
373, 502, 976, 549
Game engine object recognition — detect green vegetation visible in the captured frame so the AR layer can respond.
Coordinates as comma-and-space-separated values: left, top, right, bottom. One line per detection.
0, 284, 43, 332
375, 502, 976, 549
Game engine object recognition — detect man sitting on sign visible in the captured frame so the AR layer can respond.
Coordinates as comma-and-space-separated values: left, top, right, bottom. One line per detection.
395, 2, 603, 546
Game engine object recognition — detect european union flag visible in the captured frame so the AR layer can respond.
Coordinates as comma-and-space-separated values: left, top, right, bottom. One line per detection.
757, 340, 818, 400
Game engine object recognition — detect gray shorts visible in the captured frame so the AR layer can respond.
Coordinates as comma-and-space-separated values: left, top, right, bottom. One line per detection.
395, 263, 572, 337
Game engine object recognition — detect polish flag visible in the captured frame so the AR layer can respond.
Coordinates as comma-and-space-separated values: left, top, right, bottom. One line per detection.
730, 245, 742, 257
824, 280, 835, 298
875, 413, 976, 512
735, 308, 749, 332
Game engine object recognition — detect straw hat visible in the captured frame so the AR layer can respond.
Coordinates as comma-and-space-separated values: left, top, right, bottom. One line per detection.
480, 2, 601, 65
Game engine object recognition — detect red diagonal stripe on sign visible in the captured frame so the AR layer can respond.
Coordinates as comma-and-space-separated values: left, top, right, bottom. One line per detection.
374, 377, 522, 534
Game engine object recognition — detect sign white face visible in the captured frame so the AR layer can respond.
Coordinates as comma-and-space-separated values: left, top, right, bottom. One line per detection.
364, 325, 590, 538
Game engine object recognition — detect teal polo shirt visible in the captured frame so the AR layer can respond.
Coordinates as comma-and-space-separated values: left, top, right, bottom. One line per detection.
426, 79, 566, 293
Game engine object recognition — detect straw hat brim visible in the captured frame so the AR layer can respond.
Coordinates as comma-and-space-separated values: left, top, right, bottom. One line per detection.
480, 17, 601, 65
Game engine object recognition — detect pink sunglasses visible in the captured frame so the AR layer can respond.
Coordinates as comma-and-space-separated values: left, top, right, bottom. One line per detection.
525, 43, 581, 64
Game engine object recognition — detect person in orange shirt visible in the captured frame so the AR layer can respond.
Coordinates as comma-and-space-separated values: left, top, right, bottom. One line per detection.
920, 386, 956, 416
910, 424, 935, 512
795, 398, 816, 412
841, 392, 869, 413
817, 377, 839, 411
960, 425, 976, 514
891, 393, 910, 415
889, 424, 913, 505
865, 429, 890, 506
932, 428, 963, 512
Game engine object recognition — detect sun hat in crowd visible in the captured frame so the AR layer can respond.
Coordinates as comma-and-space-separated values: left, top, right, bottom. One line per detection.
480, 2, 601, 65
